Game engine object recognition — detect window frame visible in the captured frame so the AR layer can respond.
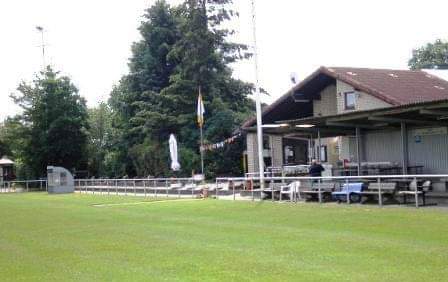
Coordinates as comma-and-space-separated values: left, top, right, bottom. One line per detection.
344, 91, 356, 110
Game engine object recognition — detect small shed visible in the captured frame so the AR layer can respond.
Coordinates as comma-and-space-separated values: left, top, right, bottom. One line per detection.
0, 156, 15, 181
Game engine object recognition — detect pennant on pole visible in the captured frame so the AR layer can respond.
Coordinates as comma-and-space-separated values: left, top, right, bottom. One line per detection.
197, 87, 205, 127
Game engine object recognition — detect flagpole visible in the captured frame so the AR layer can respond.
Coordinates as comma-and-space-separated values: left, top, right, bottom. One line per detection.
200, 124, 205, 175
251, 0, 265, 190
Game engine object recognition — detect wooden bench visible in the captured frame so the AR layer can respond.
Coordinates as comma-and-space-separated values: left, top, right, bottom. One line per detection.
302, 182, 336, 202
354, 182, 397, 204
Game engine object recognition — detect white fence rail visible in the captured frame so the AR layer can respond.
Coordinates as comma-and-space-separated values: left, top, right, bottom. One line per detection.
3, 174, 448, 208
215, 174, 448, 208
74, 178, 201, 198
0, 180, 47, 193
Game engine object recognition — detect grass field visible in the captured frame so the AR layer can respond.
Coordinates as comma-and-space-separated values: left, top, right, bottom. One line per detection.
0, 193, 447, 281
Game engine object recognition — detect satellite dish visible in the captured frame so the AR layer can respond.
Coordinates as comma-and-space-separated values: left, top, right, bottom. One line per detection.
290, 72, 299, 85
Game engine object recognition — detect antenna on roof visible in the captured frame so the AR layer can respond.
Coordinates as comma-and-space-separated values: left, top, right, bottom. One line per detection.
290, 72, 299, 85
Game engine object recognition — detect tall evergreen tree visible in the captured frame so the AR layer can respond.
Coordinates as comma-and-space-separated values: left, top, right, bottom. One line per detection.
108, 0, 253, 178
11, 67, 89, 177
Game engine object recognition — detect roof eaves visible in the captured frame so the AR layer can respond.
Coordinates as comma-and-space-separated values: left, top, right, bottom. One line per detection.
242, 66, 328, 128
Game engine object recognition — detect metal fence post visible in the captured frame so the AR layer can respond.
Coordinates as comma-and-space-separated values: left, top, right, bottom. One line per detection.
134, 180, 137, 196
345, 178, 349, 204
26, 181, 29, 192
166, 180, 169, 198
116, 180, 118, 195
414, 177, 419, 208
233, 180, 236, 201
191, 179, 194, 199
216, 179, 219, 199
318, 178, 322, 204
251, 179, 254, 201
154, 180, 157, 199
378, 177, 383, 207
144, 180, 147, 197
271, 178, 274, 202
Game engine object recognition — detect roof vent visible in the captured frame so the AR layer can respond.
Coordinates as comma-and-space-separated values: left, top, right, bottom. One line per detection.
388, 73, 399, 78
346, 71, 357, 76
434, 85, 445, 90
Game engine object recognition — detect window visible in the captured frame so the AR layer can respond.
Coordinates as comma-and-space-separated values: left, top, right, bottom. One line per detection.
344, 91, 356, 110
320, 145, 328, 162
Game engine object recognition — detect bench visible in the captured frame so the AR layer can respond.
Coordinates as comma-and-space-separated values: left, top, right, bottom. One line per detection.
354, 182, 397, 204
302, 182, 336, 202
398, 180, 432, 207
332, 183, 364, 203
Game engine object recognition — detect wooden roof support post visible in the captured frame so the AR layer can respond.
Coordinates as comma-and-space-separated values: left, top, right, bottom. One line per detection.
356, 127, 362, 176
317, 129, 322, 162
401, 122, 408, 175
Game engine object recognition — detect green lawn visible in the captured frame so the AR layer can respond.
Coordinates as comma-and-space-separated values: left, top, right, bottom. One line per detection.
0, 193, 447, 281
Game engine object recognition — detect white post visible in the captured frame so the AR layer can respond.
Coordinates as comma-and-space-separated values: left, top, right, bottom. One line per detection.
378, 177, 383, 207
414, 177, 419, 208
251, 0, 265, 191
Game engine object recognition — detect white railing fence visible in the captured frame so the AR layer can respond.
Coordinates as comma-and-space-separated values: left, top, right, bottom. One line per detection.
74, 178, 199, 199
0, 180, 47, 193
2, 174, 447, 208
216, 174, 448, 208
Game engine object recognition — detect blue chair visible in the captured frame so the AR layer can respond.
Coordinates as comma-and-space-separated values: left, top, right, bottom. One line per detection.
332, 182, 364, 203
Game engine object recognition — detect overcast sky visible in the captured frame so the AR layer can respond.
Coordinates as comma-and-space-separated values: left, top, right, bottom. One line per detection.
1, 0, 447, 121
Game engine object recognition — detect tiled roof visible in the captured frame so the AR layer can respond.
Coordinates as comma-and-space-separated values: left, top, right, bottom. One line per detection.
325, 67, 448, 105
242, 66, 448, 128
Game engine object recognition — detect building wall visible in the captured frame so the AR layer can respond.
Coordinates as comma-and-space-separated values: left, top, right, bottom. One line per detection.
408, 128, 448, 174
270, 135, 283, 168
246, 133, 283, 173
363, 130, 403, 164
246, 133, 259, 173
313, 84, 337, 116
362, 127, 448, 174
336, 81, 391, 113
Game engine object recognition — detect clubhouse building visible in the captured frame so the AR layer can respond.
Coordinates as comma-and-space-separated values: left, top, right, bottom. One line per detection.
242, 67, 448, 189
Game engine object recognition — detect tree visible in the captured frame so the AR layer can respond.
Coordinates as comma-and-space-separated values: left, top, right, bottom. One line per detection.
108, 0, 253, 178
158, 0, 253, 176
108, 0, 179, 177
0, 117, 33, 179
87, 103, 115, 177
11, 67, 89, 177
409, 39, 448, 70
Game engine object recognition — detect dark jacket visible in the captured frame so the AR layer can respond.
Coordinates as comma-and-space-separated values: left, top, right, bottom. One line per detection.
309, 164, 325, 177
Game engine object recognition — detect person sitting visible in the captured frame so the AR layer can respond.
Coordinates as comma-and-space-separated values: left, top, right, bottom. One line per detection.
309, 159, 325, 177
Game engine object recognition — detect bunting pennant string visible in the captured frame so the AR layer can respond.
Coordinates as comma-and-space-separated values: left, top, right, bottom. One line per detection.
200, 133, 242, 152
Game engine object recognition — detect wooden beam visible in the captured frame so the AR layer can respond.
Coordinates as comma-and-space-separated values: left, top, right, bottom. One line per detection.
292, 127, 355, 135
368, 116, 448, 126
420, 109, 448, 116
326, 121, 388, 129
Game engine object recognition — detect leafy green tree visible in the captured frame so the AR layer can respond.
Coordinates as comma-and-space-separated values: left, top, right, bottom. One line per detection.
11, 67, 89, 177
409, 39, 448, 70
87, 103, 115, 177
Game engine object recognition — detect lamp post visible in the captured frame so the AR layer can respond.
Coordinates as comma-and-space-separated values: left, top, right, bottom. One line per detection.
250, 0, 265, 190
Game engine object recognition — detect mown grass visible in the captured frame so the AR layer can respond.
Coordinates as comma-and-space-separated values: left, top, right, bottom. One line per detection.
0, 192, 447, 281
